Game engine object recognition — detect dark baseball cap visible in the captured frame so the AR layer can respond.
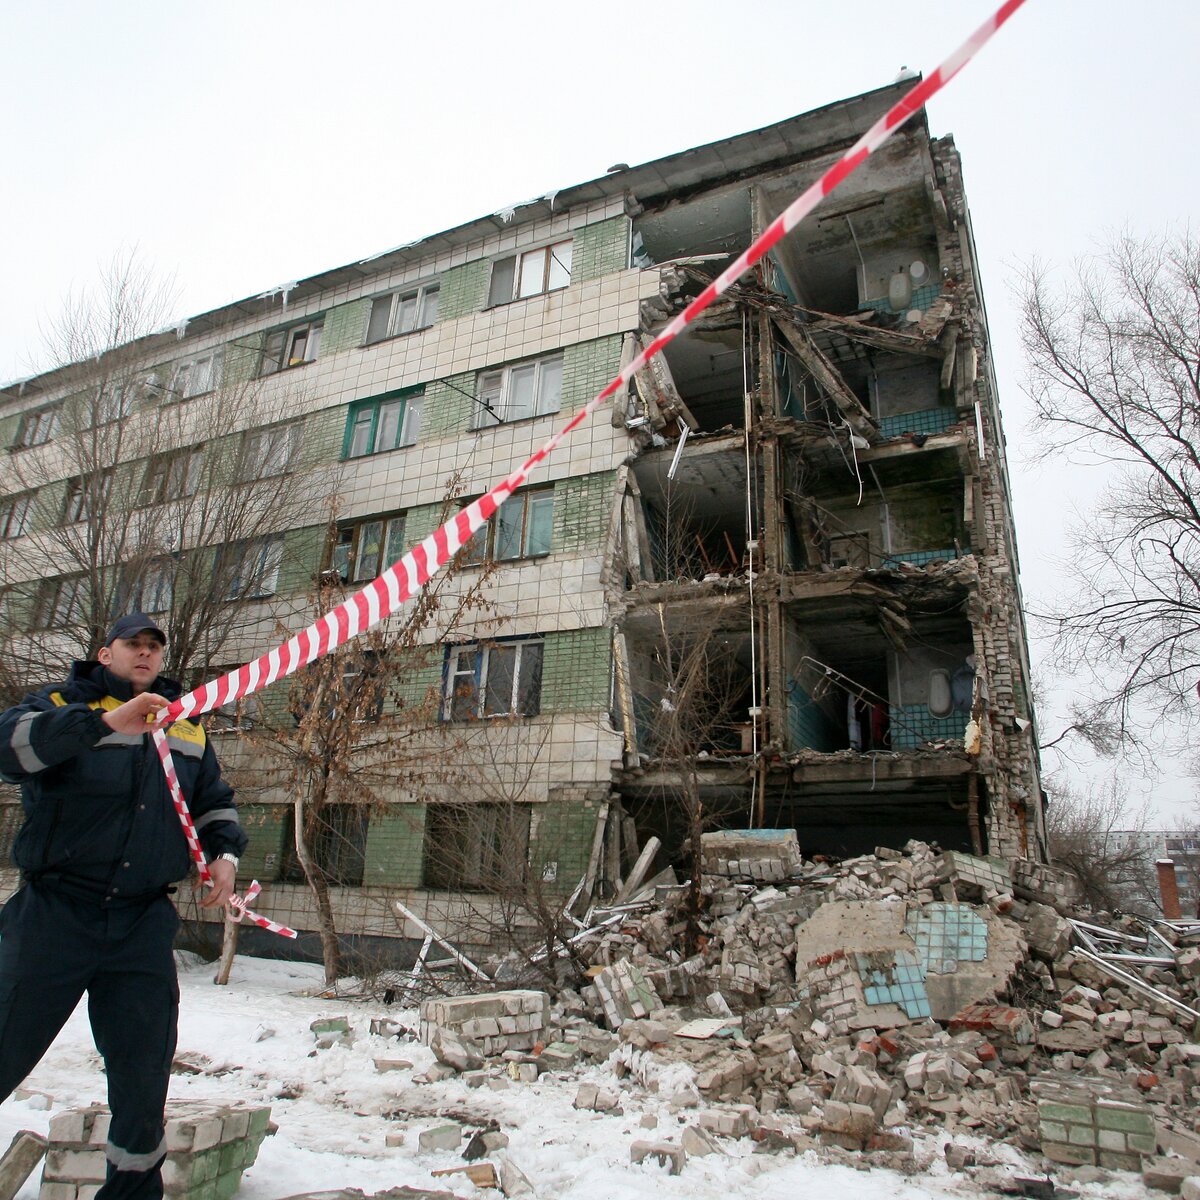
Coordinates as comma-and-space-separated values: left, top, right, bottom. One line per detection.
105, 613, 167, 647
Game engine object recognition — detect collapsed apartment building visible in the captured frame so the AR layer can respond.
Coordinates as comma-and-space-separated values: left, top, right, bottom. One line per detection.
0, 79, 1043, 953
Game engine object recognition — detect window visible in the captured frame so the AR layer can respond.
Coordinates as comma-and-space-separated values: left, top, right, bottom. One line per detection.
15, 406, 59, 449
280, 804, 368, 886
445, 638, 543, 720
35, 575, 87, 629
0, 492, 34, 540
365, 285, 439, 343
462, 489, 553, 565
140, 448, 202, 505
488, 240, 572, 305
422, 803, 531, 891
259, 320, 323, 376
238, 422, 302, 481
217, 537, 283, 600
331, 513, 406, 583
344, 391, 422, 458
63, 470, 113, 524
172, 351, 223, 399
472, 353, 563, 428
93, 381, 136, 425
116, 558, 175, 615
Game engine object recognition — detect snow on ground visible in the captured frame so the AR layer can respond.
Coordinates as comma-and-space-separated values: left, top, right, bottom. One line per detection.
0, 956, 1157, 1199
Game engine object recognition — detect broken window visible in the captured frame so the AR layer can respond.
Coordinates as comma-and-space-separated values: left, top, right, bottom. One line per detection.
444, 638, 543, 720
422, 802, 531, 891
280, 804, 369, 886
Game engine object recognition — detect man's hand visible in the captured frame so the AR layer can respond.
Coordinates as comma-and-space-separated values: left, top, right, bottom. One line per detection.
101, 692, 169, 735
198, 857, 237, 909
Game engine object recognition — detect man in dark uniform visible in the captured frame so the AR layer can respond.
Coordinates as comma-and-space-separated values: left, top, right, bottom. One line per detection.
0, 613, 246, 1199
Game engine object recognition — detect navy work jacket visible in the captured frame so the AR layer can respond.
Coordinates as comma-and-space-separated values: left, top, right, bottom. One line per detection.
0, 661, 246, 903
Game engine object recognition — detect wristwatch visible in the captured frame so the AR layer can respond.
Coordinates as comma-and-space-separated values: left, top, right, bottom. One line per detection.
216, 853, 240, 870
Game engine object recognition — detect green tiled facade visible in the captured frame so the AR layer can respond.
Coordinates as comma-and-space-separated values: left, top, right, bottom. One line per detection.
572, 217, 629, 282
553, 470, 616, 552
320, 299, 370, 357
236, 803, 288, 879
439, 260, 491, 322
422, 374, 476, 439
364, 803, 427, 887
542, 627, 611, 713
563, 335, 622, 411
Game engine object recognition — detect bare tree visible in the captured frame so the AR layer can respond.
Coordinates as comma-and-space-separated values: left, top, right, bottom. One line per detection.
622, 601, 755, 949
0, 254, 335, 698
1044, 779, 1156, 914
1021, 231, 1200, 745
248, 500, 500, 985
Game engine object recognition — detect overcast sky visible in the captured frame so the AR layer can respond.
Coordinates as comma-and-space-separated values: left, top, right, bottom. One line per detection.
3, 1, 1198, 819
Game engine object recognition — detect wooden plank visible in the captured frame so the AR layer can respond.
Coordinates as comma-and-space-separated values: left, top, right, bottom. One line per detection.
621, 813, 640, 872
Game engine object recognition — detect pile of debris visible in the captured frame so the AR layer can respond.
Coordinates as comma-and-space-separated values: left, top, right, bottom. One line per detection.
411, 836, 1200, 1193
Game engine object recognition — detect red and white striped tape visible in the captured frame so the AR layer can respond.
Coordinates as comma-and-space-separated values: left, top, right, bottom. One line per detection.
152, 729, 298, 938
158, 0, 1026, 935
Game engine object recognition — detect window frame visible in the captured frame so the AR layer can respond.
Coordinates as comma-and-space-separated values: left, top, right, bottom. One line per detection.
0, 492, 35, 540
171, 351, 224, 401
471, 352, 563, 429
15, 405, 60, 450
140, 447, 203, 506
461, 487, 553, 565
238, 421, 302, 481
217, 536, 284, 601
343, 390, 423, 459
422, 802, 531, 892
280, 803, 369, 886
364, 283, 440, 344
115, 557, 176, 616
35, 574, 87, 630
63, 469, 114, 524
330, 512, 406, 584
444, 636, 544, 721
487, 239, 572, 306
259, 319, 324, 377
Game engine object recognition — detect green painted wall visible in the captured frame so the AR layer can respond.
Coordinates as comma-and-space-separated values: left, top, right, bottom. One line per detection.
531, 793, 604, 887
223, 335, 263, 387
573, 217, 629, 282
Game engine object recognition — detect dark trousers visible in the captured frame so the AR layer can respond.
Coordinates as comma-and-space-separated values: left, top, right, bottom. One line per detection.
0, 883, 179, 1199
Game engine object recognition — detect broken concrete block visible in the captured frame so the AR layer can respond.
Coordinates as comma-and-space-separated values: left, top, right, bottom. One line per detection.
496, 1153, 535, 1197
818, 1100, 878, 1151
309, 1016, 352, 1047
0, 1130, 46, 1200
948, 1003, 1034, 1045
1143, 1156, 1193, 1194
630, 1140, 686, 1174
592, 961, 661, 1029
429, 1029, 482, 1072
418, 1125, 462, 1153
681, 1125, 723, 1156
372, 1057, 413, 1073
701, 829, 801, 882
1180, 1178, 1200, 1200
573, 1084, 619, 1112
